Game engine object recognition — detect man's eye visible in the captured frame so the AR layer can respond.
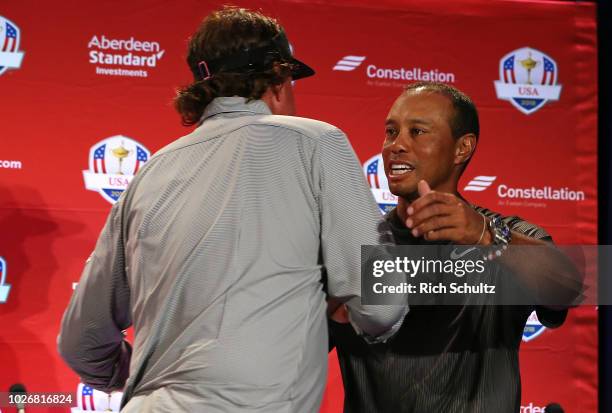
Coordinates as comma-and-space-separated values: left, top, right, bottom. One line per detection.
385, 127, 397, 137
411, 128, 425, 136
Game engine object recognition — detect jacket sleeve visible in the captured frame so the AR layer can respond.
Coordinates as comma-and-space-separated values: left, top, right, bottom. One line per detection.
57, 199, 132, 392
315, 127, 408, 342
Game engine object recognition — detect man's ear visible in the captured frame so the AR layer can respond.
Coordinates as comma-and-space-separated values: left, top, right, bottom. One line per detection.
455, 133, 477, 165
261, 81, 284, 113
270, 82, 285, 102
261, 78, 296, 116
269, 63, 288, 101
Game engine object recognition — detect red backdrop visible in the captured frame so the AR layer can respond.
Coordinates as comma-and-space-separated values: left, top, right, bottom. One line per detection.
0, 0, 598, 412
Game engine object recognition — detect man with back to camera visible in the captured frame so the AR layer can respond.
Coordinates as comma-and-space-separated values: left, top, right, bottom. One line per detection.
330, 82, 582, 413
57, 7, 408, 413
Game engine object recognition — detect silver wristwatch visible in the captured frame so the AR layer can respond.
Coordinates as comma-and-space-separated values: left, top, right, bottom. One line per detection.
484, 217, 511, 260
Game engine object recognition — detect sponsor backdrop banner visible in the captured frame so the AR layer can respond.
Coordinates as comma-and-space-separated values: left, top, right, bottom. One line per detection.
0, 0, 597, 412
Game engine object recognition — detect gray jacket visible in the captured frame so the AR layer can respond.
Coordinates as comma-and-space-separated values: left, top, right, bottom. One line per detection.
58, 97, 407, 412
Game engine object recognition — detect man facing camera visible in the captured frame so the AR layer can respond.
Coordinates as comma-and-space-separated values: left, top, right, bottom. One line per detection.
330, 82, 581, 413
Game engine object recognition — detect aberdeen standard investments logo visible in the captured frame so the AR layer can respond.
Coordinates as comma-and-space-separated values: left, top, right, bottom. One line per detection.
363, 154, 398, 214
0, 16, 25, 76
83, 135, 150, 204
494, 47, 562, 115
333, 55, 456, 84
463, 176, 585, 207
88, 35, 165, 78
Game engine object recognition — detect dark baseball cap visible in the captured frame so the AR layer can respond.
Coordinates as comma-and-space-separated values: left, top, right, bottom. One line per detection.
198, 31, 315, 81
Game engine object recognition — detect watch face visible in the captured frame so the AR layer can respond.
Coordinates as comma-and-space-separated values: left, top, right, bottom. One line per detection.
490, 217, 511, 245
501, 226, 511, 238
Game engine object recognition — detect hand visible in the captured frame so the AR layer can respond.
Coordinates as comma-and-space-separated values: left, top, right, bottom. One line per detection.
330, 304, 349, 323
405, 180, 491, 245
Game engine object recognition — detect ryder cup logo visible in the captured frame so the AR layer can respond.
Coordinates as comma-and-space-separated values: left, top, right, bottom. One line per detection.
0, 16, 25, 76
0, 257, 11, 304
363, 154, 397, 214
522, 310, 546, 342
494, 47, 562, 115
76, 383, 122, 412
82, 135, 150, 204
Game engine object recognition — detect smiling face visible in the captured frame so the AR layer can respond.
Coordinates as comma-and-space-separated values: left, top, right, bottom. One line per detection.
382, 89, 461, 200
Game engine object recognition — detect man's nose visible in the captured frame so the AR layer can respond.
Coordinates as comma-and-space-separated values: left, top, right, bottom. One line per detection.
390, 131, 411, 154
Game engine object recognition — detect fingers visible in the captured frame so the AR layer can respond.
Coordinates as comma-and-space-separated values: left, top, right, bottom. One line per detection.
411, 215, 457, 238
327, 298, 344, 316
421, 227, 458, 242
407, 190, 455, 216
406, 202, 454, 230
417, 180, 432, 197
405, 185, 471, 242
330, 304, 350, 323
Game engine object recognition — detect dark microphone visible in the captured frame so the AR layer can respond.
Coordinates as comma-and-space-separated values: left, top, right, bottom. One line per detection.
8, 383, 26, 413
544, 403, 564, 413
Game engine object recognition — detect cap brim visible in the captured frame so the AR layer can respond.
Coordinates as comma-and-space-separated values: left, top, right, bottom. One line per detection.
289, 57, 315, 80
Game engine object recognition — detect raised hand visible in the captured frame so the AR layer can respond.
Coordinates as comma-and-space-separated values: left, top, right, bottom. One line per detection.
405, 180, 490, 245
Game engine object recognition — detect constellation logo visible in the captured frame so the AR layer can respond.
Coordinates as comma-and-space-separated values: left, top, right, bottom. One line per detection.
464, 176, 496, 192
463, 175, 585, 203
333, 55, 366, 71
333, 54, 456, 84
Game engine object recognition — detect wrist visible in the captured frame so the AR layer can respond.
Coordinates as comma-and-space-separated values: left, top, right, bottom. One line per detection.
473, 213, 491, 245
480, 224, 493, 246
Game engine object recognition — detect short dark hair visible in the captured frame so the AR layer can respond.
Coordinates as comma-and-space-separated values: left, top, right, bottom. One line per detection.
404, 82, 480, 140
174, 7, 294, 126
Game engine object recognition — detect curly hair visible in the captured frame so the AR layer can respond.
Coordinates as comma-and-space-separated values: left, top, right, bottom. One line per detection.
174, 7, 294, 126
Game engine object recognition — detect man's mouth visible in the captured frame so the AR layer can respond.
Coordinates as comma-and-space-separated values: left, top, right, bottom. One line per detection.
389, 162, 415, 176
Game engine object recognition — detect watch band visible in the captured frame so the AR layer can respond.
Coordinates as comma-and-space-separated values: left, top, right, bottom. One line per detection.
484, 217, 511, 260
